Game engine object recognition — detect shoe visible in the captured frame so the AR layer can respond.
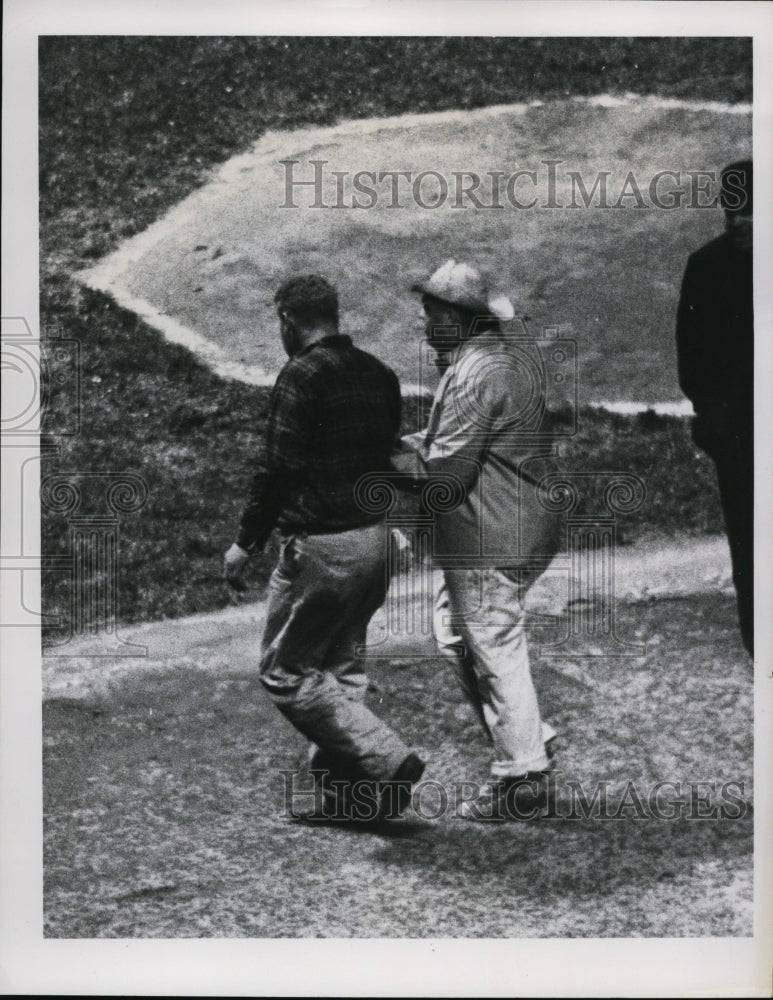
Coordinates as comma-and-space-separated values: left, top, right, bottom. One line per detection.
457, 771, 551, 822
545, 735, 559, 765
294, 752, 425, 826
377, 752, 426, 821
294, 749, 380, 824
291, 775, 382, 825
545, 734, 572, 771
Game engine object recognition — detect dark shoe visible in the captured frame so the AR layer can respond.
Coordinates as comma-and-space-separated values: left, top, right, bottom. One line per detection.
377, 752, 426, 821
291, 774, 382, 825
287, 748, 377, 824
294, 750, 425, 825
458, 771, 551, 822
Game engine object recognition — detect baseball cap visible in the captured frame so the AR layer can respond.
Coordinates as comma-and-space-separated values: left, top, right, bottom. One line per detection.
412, 259, 515, 321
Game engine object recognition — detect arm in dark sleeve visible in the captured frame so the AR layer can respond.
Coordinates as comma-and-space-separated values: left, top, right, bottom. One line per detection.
235, 365, 312, 552
235, 452, 288, 553
387, 365, 402, 445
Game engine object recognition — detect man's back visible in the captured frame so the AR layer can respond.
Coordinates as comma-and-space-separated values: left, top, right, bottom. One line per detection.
237, 333, 401, 549
277, 334, 401, 528
676, 232, 753, 431
674, 205, 754, 656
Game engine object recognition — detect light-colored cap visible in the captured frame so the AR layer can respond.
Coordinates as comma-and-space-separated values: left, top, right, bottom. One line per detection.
412, 259, 515, 321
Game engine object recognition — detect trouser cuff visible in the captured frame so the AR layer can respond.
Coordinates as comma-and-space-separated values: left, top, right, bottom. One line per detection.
491, 749, 550, 778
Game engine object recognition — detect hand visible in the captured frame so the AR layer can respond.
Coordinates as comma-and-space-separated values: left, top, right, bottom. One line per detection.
223, 542, 250, 591
391, 435, 428, 477
390, 527, 415, 574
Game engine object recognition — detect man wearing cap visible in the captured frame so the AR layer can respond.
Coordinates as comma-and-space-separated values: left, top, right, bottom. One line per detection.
224, 274, 425, 822
676, 160, 753, 657
393, 260, 562, 820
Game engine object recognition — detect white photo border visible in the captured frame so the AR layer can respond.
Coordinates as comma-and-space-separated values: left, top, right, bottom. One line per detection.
2, 1, 771, 995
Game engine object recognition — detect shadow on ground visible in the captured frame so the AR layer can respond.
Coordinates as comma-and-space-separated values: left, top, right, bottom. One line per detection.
43, 594, 752, 937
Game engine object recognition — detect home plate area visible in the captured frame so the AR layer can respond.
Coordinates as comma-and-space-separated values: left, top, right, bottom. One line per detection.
80, 95, 751, 406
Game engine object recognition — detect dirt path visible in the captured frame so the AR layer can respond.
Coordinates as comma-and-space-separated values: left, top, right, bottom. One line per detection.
42, 587, 753, 938
42, 535, 753, 939
44, 536, 733, 699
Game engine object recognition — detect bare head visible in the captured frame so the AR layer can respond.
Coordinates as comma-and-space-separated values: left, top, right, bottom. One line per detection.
274, 275, 339, 356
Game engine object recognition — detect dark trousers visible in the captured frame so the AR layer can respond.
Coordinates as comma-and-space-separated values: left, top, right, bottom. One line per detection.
713, 445, 753, 657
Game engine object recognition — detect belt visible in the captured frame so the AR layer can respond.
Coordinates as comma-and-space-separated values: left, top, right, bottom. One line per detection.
279, 516, 383, 538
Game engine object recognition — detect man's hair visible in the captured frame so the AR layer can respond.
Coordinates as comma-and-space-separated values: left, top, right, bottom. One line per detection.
274, 275, 339, 326
720, 159, 752, 216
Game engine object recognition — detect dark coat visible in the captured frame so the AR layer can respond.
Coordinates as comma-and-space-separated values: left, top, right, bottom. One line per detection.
676, 233, 753, 457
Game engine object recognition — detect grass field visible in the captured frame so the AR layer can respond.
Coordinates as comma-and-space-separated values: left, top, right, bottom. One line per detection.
39, 37, 750, 630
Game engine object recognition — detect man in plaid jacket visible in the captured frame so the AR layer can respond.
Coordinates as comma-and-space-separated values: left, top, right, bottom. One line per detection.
224, 275, 424, 822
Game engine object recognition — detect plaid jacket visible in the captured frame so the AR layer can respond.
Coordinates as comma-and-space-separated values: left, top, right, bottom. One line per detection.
236, 334, 401, 551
